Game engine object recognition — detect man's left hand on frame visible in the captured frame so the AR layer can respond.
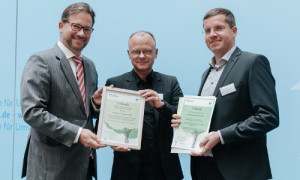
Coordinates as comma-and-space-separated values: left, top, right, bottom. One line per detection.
92, 85, 114, 106
139, 89, 163, 108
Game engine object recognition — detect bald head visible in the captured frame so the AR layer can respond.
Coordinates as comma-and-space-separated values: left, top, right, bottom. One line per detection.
128, 31, 156, 49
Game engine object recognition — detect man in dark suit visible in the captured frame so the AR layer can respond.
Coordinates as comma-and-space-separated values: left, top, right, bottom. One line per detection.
172, 8, 279, 180
20, 3, 106, 180
105, 31, 183, 180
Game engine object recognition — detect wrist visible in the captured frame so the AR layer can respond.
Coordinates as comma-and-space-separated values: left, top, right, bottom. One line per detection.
158, 100, 165, 108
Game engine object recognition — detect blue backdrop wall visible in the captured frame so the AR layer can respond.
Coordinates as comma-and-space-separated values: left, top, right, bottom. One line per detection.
0, 0, 299, 179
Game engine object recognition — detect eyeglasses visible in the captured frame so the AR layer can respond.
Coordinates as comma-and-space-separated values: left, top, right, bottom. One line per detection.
66, 22, 94, 34
204, 25, 231, 35
129, 49, 154, 56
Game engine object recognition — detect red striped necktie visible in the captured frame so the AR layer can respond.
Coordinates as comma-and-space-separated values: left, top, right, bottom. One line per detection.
73, 56, 93, 159
72, 56, 86, 111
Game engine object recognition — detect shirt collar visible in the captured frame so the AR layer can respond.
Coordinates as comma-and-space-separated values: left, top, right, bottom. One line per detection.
131, 69, 154, 84
57, 41, 82, 59
209, 45, 237, 68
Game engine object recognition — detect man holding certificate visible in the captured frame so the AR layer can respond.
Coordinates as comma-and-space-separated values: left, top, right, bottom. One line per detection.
20, 3, 106, 180
172, 8, 279, 180
105, 31, 184, 180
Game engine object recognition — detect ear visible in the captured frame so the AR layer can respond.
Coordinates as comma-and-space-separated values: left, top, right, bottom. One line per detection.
127, 50, 131, 58
232, 26, 237, 38
59, 21, 64, 33
154, 48, 158, 58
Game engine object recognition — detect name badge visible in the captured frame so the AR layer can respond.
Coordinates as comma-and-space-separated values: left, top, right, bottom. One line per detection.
158, 93, 164, 100
220, 83, 236, 96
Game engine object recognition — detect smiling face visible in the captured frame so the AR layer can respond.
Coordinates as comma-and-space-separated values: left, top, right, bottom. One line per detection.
204, 14, 237, 61
59, 12, 92, 56
127, 32, 158, 78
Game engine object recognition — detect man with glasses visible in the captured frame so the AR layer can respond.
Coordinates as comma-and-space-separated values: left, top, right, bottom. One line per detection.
105, 31, 184, 180
21, 2, 106, 180
172, 8, 279, 180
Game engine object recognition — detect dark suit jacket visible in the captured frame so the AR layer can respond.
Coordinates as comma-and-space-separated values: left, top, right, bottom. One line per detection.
106, 70, 184, 180
21, 44, 99, 180
192, 47, 279, 180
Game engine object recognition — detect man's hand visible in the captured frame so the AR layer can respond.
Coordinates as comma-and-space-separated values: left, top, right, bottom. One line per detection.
111, 146, 131, 152
92, 87, 104, 107
79, 129, 106, 149
139, 89, 163, 108
92, 85, 114, 106
190, 131, 220, 156
171, 114, 181, 128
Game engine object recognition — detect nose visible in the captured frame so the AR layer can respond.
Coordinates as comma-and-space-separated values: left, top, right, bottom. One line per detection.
77, 28, 85, 37
138, 52, 145, 58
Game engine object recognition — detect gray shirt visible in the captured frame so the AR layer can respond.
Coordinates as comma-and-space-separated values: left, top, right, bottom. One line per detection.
201, 46, 236, 96
200, 45, 236, 156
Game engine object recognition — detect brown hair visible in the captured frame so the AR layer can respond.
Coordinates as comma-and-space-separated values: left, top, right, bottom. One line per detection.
61, 2, 95, 26
203, 8, 236, 27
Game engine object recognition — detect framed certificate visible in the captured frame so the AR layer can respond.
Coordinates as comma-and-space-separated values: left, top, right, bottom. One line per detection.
97, 87, 145, 150
171, 96, 216, 153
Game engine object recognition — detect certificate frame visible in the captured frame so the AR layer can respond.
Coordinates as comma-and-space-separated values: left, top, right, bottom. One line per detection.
171, 95, 216, 153
97, 86, 145, 150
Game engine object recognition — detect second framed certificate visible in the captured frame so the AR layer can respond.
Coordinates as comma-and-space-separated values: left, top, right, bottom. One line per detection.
97, 87, 145, 150
171, 95, 216, 153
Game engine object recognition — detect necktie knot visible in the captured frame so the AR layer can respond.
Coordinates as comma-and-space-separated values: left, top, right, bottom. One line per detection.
72, 56, 82, 65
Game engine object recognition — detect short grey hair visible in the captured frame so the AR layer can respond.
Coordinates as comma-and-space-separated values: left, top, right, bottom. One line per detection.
128, 30, 156, 48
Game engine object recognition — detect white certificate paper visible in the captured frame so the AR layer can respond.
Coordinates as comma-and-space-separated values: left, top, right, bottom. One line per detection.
97, 87, 145, 150
171, 96, 216, 153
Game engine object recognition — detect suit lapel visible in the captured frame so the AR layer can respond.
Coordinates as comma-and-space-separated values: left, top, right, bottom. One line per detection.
54, 45, 86, 115
82, 57, 91, 116
213, 47, 242, 96
198, 68, 210, 96
152, 72, 162, 127
124, 72, 138, 91
152, 72, 163, 94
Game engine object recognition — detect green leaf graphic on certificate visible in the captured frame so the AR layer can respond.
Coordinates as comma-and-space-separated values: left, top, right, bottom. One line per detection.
128, 129, 138, 138
180, 105, 212, 133
103, 99, 140, 143
180, 105, 212, 148
104, 122, 124, 133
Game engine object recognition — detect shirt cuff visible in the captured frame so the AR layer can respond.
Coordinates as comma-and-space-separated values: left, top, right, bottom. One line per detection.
218, 130, 225, 144
73, 127, 82, 143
